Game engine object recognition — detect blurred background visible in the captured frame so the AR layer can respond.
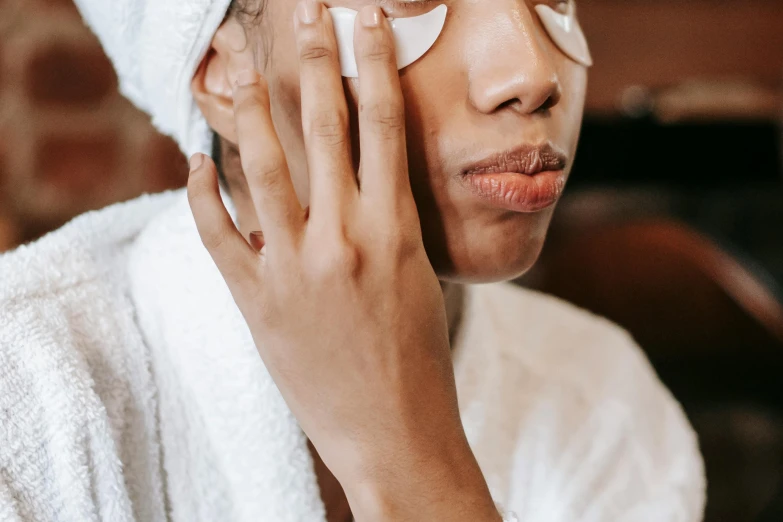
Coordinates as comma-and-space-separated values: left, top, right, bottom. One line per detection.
0, 0, 781, 520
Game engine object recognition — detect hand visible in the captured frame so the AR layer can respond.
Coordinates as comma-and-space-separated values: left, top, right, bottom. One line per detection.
186, 2, 499, 520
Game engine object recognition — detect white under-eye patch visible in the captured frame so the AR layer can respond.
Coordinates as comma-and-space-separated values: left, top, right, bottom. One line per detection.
329, 5, 448, 78
534, 3, 592, 67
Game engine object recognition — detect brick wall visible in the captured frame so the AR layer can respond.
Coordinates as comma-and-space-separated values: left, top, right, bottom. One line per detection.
0, 0, 188, 252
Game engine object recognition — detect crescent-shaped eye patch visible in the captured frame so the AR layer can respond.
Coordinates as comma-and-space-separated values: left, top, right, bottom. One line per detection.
329, 5, 448, 78
534, 3, 593, 67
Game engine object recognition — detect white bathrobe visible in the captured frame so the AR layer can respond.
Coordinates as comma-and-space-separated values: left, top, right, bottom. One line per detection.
0, 190, 705, 522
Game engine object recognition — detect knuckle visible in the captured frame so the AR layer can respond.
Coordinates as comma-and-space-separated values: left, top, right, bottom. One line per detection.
298, 35, 335, 63
397, 235, 421, 261
199, 222, 231, 253
362, 40, 395, 63
243, 159, 288, 192
307, 109, 349, 147
364, 101, 404, 138
299, 45, 333, 63
314, 242, 363, 280
382, 229, 420, 261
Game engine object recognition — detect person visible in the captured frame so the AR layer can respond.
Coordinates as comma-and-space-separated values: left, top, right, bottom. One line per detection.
0, 0, 705, 520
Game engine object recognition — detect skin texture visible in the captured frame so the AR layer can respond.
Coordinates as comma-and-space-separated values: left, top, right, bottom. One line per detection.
188, 1, 587, 520
195, 0, 587, 283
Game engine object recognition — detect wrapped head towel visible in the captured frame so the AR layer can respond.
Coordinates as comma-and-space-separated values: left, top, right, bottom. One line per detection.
72, 0, 234, 157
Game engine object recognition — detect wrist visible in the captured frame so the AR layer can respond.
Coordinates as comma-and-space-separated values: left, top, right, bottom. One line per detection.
339, 434, 500, 521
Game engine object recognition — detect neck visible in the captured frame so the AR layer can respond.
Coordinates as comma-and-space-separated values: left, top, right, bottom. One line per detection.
441, 282, 465, 347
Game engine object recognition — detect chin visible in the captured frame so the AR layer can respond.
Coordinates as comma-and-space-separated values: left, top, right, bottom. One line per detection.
436, 241, 545, 284
425, 208, 554, 285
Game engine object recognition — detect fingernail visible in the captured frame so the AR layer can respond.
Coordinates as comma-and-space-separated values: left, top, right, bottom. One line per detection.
236, 69, 260, 87
360, 6, 381, 28
189, 153, 204, 172
297, 0, 321, 25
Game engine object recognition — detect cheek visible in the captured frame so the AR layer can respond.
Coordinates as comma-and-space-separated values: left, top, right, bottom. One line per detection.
560, 62, 588, 124
397, 66, 464, 189
559, 63, 588, 160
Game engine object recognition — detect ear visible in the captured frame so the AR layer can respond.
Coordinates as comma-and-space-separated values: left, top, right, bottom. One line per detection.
191, 18, 255, 145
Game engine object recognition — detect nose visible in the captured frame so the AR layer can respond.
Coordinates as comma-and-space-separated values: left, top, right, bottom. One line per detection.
467, 4, 562, 116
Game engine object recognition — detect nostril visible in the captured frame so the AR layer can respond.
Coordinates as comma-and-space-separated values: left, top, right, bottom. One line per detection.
468, 67, 562, 115
494, 89, 559, 115
535, 84, 562, 113
537, 94, 557, 113
496, 98, 517, 112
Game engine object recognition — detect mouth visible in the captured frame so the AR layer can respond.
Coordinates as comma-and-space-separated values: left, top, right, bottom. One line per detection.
459, 142, 569, 213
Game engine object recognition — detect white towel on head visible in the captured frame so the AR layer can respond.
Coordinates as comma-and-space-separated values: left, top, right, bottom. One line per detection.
72, 0, 234, 157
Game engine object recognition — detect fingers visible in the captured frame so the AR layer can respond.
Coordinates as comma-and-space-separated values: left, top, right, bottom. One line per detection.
233, 70, 305, 246
187, 153, 258, 285
294, 0, 356, 220
354, 6, 412, 208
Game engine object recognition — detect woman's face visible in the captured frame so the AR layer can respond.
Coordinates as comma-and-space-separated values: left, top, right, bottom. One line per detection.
233, 0, 587, 283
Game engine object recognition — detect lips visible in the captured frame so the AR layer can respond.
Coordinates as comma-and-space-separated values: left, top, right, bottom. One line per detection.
459, 142, 569, 213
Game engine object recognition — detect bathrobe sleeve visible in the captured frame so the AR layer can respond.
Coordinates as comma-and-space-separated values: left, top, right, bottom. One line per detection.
0, 298, 140, 522
0, 194, 179, 522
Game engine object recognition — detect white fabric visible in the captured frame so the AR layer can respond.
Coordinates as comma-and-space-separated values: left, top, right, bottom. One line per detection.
0, 191, 706, 521
71, 0, 232, 157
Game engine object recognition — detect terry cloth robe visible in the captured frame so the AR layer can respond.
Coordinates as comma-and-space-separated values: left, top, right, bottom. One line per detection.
0, 190, 706, 522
